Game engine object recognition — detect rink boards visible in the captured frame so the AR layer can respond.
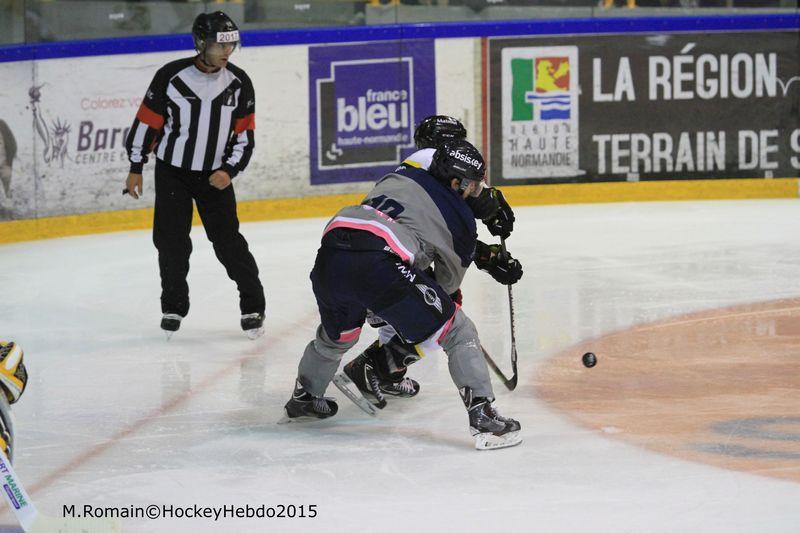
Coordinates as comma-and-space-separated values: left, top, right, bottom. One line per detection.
0, 14, 798, 242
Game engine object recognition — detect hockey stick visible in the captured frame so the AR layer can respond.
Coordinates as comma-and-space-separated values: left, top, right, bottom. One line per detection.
0, 450, 121, 533
481, 237, 518, 391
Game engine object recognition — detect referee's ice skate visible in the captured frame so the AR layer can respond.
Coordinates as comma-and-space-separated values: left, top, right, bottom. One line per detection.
160, 313, 182, 340
241, 312, 265, 340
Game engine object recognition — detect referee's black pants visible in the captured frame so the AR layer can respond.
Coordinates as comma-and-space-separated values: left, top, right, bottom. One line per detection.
152, 159, 265, 318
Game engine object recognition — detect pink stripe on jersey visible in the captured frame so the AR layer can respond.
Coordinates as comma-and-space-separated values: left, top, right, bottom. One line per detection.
337, 327, 362, 343
324, 217, 415, 263
436, 303, 461, 344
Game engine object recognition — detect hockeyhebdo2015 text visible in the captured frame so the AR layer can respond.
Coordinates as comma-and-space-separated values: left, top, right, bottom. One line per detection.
63, 503, 318, 521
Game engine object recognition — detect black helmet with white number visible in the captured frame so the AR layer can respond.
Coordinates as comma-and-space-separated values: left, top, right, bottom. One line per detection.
192, 11, 240, 54
414, 115, 467, 149
429, 139, 486, 197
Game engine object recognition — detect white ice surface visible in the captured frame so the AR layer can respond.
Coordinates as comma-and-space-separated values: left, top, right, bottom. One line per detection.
1, 199, 799, 532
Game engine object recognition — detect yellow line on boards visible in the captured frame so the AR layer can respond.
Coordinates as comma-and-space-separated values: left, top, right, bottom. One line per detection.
499, 178, 798, 206
0, 193, 365, 245
0, 179, 796, 245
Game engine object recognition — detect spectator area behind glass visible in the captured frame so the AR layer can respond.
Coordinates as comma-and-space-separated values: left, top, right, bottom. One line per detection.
0, 0, 797, 45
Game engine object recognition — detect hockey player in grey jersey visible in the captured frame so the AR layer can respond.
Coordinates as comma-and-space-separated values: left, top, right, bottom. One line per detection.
283, 140, 523, 450
343, 115, 518, 407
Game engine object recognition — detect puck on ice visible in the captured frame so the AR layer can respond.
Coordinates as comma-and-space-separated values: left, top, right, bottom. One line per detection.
582, 352, 597, 368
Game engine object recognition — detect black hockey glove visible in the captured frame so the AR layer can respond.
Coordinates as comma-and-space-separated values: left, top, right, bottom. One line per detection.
483, 188, 514, 240
474, 241, 523, 285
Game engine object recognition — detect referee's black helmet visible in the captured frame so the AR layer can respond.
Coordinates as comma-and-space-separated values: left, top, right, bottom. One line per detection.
192, 12, 240, 53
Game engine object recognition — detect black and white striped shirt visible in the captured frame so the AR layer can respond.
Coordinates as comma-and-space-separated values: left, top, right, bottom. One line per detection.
126, 57, 255, 177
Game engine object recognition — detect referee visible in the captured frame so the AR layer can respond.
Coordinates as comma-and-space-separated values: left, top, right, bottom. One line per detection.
124, 11, 265, 339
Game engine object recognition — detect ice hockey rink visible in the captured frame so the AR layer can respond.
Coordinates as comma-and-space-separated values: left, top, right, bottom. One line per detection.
1, 198, 799, 532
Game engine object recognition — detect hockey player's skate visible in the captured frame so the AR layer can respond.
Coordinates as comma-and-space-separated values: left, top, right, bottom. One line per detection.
279, 381, 338, 423
334, 340, 421, 416
461, 387, 522, 451
362, 341, 420, 399
160, 313, 182, 340
341, 351, 388, 410
379, 373, 420, 398
241, 313, 265, 340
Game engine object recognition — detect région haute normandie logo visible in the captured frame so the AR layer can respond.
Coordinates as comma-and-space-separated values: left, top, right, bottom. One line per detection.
512, 56, 571, 121
501, 46, 581, 179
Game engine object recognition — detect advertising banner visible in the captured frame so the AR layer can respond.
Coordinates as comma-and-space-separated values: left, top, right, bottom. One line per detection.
489, 32, 800, 186
309, 40, 436, 185
0, 60, 34, 221
0, 52, 189, 220
0, 44, 375, 222
501, 45, 581, 180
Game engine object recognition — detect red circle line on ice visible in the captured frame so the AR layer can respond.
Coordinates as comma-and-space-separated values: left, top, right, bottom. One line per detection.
536, 298, 800, 484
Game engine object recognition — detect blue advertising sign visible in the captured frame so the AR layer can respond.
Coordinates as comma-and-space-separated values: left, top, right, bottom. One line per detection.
309, 40, 436, 185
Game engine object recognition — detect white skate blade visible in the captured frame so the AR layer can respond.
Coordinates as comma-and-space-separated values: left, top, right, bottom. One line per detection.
474, 430, 522, 451
163, 330, 174, 341
277, 407, 330, 425
245, 327, 265, 340
332, 373, 377, 416
277, 408, 303, 424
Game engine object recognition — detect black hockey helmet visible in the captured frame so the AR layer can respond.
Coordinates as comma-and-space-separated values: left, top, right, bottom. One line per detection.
429, 139, 486, 197
414, 115, 467, 149
192, 11, 240, 53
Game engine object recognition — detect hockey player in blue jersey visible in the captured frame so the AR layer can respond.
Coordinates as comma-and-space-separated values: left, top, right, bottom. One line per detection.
341, 115, 518, 408
411, 115, 515, 240
283, 140, 523, 450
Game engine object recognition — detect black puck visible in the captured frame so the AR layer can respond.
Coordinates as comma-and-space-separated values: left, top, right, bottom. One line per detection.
582, 352, 597, 368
